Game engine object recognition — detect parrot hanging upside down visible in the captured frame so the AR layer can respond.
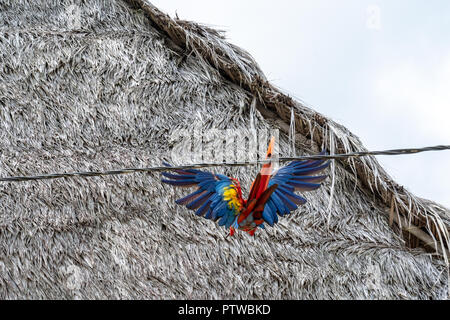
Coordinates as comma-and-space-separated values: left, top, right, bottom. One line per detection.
161, 137, 330, 236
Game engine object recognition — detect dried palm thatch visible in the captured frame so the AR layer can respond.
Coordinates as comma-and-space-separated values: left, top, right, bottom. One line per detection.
0, 0, 448, 299
130, 0, 450, 257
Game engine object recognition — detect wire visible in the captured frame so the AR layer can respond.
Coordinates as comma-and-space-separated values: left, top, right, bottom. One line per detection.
0, 145, 449, 183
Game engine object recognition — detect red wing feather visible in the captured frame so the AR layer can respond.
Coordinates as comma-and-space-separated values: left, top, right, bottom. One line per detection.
247, 173, 261, 202
254, 184, 278, 213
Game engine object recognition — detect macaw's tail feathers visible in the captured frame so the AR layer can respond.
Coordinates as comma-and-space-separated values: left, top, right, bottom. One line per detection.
238, 184, 278, 225
248, 137, 277, 201
254, 184, 278, 213
265, 136, 275, 158
247, 173, 261, 202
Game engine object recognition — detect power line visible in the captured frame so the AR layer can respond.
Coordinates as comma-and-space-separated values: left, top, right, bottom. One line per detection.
0, 145, 449, 183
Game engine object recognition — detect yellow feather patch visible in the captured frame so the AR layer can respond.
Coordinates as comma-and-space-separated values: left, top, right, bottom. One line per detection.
223, 185, 242, 213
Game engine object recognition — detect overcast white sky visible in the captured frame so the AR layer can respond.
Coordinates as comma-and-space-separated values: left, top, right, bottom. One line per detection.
153, 0, 450, 208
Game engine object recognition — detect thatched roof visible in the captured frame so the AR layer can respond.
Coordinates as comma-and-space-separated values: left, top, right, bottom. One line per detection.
0, 0, 448, 299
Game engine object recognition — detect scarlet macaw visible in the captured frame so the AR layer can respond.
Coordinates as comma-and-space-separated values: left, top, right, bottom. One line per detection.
161, 137, 329, 236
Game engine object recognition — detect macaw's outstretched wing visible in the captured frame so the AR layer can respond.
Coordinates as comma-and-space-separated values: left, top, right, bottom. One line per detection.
261, 151, 330, 226
161, 164, 244, 229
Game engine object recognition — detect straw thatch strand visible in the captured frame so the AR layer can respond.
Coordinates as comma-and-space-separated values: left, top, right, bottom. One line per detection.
0, 0, 448, 299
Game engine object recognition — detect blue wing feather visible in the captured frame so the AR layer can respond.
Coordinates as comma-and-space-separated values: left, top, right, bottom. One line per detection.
161, 165, 242, 230
161, 179, 197, 187
161, 172, 196, 180
211, 201, 227, 220
274, 189, 298, 211
262, 201, 275, 226
204, 206, 214, 219
196, 200, 211, 216
186, 191, 213, 209
175, 189, 205, 205
261, 151, 329, 226
218, 214, 228, 226
225, 213, 236, 228
287, 181, 321, 191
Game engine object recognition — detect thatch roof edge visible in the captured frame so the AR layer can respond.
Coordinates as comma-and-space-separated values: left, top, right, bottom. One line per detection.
124, 0, 450, 261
